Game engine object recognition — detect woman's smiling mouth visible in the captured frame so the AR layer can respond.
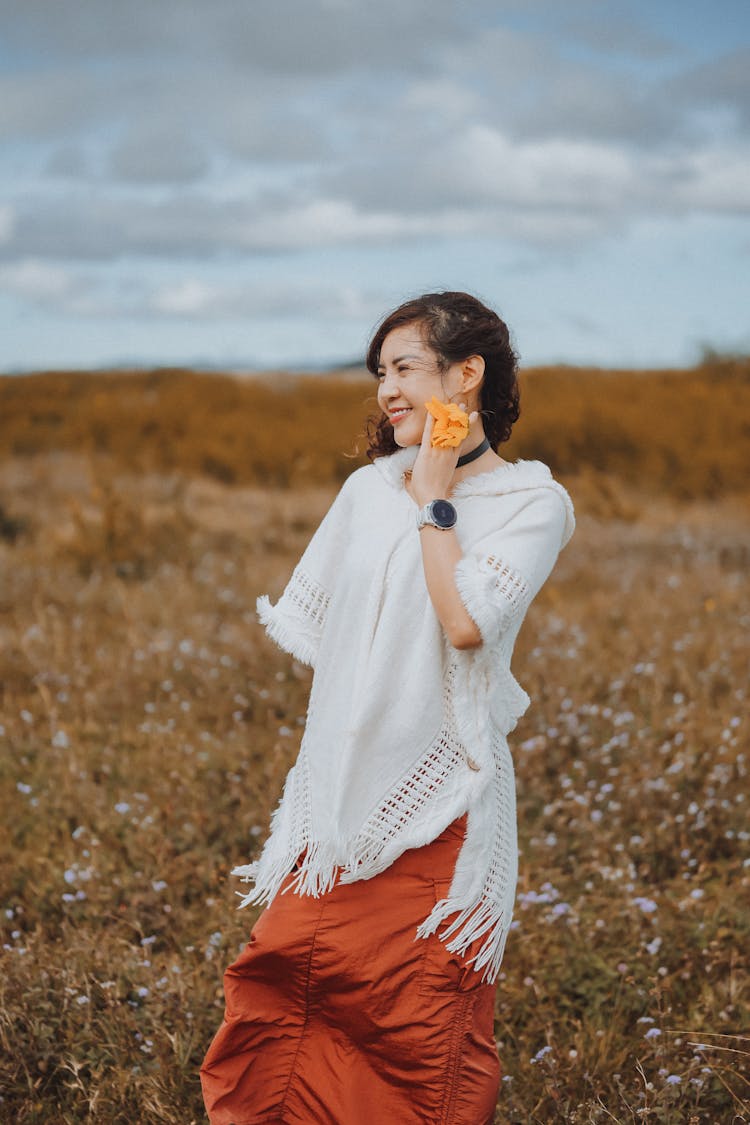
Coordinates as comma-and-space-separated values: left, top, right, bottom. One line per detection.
389, 407, 412, 424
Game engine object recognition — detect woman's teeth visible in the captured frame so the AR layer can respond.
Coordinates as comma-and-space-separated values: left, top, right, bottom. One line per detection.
390, 408, 412, 423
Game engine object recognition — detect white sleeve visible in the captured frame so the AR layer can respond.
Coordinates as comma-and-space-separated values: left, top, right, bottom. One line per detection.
454, 488, 573, 650
256, 474, 356, 668
450, 486, 574, 759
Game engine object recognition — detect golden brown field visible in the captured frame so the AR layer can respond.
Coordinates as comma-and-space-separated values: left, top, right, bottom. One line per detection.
1, 362, 749, 1123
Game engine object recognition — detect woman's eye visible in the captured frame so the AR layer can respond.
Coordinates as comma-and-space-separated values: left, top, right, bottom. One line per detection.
375, 365, 410, 379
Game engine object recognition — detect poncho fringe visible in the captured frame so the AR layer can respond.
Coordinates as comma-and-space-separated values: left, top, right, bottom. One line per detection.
256, 595, 318, 669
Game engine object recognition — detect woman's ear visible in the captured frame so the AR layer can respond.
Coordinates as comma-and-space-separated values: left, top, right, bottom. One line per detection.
461, 355, 485, 397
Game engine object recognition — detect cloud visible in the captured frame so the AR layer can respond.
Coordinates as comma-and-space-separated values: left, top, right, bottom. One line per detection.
109, 127, 210, 183
434, 25, 684, 147
2, 3, 746, 183
670, 142, 750, 213
147, 276, 379, 321
3, 118, 749, 269
0, 70, 104, 139
45, 145, 89, 178
0, 205, 15, 243
0, 192, 452, 262
0, 2, 697, 152
558, 12, 674, 59
1, 0, 748, 370
0, 61, 333, 176
0, 258, 89, 305
427, 126, 642, 211
151, 279, 217, 315
668, 47, 750, 134
0, 0, 462, 74
0, 265, 383, 326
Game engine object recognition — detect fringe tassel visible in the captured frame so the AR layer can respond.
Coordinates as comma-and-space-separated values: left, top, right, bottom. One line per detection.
415, 894, 513, 984
256, 596, 318, 668
230, 727, 517, 985
339, 829, 407, 882
231, 762, 306, 909
283, 837, 341, 898
231, 840, 296, 909
233, 822, 514, 983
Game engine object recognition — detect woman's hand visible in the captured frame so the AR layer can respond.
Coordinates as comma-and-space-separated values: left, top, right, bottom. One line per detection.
411, 402, 484, 649
411, 403, 479, 507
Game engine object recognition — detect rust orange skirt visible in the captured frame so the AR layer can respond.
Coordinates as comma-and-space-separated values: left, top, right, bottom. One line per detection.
200, 813, 500, 1124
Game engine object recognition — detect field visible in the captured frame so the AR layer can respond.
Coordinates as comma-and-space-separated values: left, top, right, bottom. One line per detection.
0, 362, 749, 1123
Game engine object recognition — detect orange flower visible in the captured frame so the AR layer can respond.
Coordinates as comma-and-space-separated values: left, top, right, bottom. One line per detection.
424, 397, 470, 449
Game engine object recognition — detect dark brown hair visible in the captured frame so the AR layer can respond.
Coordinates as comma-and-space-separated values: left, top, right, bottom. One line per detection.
364, 291, 520, 459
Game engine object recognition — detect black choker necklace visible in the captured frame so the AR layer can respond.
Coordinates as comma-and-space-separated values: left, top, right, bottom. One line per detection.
456, 437, 490, 467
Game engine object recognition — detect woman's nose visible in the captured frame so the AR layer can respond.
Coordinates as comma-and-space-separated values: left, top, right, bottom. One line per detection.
378, 370, 397, 399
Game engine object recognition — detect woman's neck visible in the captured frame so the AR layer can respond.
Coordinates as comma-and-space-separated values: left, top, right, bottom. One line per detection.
452, 423, 506, 485
403, 434, 507, 501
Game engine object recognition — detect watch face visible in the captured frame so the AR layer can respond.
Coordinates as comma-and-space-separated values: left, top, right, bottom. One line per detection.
431, 499, 458, 528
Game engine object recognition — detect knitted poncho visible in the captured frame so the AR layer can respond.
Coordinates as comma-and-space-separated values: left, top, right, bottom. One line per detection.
233, 447, 575, 982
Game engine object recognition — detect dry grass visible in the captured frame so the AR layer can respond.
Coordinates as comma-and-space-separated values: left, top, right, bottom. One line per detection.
0, 366, 748, 1123
1, 356, 749, 497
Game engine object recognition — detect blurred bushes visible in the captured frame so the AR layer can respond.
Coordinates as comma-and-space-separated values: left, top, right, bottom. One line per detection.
1, 358, 748, 499
513, 358, 750, 500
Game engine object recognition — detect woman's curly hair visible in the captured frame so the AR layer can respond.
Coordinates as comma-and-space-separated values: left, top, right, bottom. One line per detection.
364, 291, 520, 460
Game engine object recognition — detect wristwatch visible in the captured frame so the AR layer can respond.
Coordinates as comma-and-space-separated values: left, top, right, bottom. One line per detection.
416, 498, 458, 531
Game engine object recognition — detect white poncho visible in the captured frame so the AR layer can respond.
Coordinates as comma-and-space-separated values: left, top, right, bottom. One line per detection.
234, 447, 575, 982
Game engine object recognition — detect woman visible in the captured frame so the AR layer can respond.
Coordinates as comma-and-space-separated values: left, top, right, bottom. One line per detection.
201, 291, 575, 1124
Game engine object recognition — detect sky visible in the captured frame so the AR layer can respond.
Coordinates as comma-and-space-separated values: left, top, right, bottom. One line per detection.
0, 0, 748, 372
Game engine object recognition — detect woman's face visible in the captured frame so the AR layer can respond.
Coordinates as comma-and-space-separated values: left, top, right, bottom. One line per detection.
376, 324, 463, 448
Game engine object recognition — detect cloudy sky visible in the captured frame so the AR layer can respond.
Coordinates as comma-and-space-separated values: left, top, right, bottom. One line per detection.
1, 0, 748, 371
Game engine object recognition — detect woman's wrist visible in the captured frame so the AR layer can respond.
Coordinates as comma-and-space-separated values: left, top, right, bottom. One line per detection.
415, 498, 459, 533
414, 490, 445, 508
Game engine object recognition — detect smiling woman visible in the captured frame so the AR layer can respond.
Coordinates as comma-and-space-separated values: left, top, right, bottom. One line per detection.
367, 292, 520, 458
200, 291, 575, 1125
